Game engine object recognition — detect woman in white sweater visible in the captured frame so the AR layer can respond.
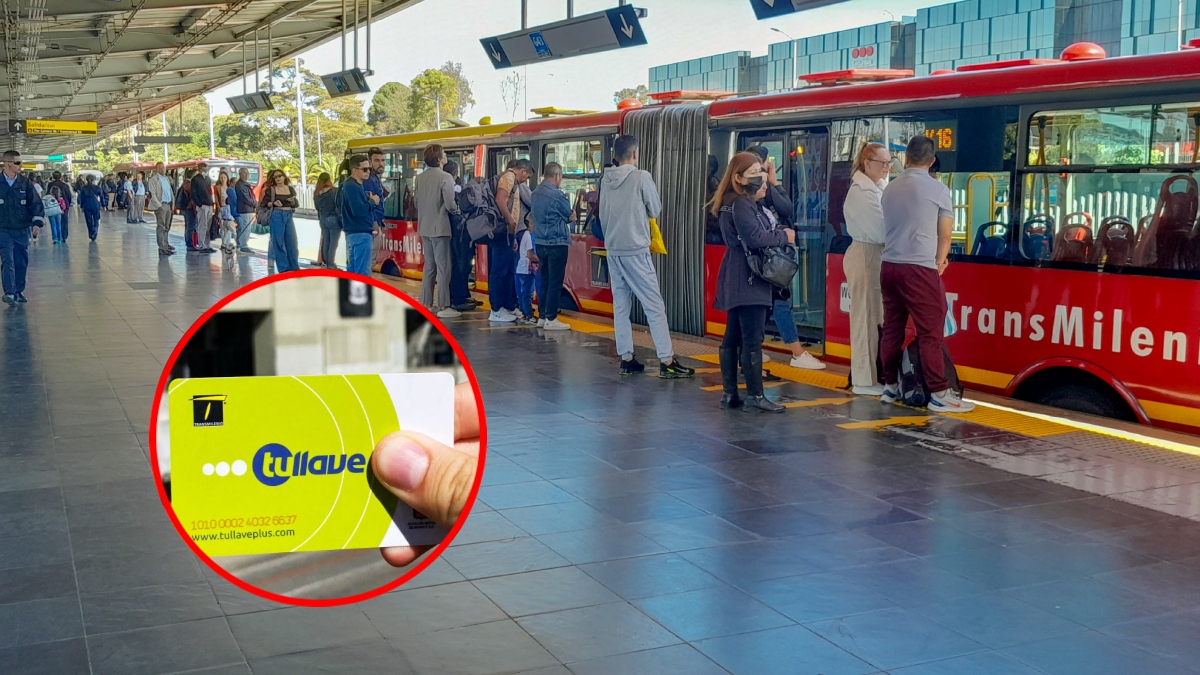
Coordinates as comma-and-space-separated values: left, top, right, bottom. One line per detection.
842, 142, 892, 395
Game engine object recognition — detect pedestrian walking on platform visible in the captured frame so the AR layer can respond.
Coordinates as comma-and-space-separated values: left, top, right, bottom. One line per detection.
190, 162, 215, 253
48, 171, 73, 241
145, 162, 176, 256
489, 160, 532, 323
339, 154, 377, 277
414, 144, 461, 318
531, 161, 574, 330
711, 152, 795, 412
45, 187, 65, 243
599, 134, 694, 379
314, 173, 341, 269
843, 142, 891, 395
261, 169, 299, 272
77, 175, 103, 242
233, 168, 257, 253
878, 135, 974, 413
0, 150, 45, 305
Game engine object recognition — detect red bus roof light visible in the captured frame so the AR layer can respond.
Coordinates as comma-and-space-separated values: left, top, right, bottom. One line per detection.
1060, 42, 1107, 61
929, 69, 956, 76
1184, 38, 1200, 50
799, 69, 913, 86
648, 90, 737, 104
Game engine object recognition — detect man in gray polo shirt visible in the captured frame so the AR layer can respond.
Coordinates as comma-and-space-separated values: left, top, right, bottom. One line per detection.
878, 135, 974, 413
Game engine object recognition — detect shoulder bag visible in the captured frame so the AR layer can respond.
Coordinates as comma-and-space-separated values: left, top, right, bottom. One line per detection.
721, 204, 798, 289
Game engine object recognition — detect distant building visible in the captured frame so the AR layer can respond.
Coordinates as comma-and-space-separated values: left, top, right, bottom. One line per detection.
649, 0, 1197, 96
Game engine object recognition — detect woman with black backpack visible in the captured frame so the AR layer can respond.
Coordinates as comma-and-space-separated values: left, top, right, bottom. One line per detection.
710, 152, 796, 413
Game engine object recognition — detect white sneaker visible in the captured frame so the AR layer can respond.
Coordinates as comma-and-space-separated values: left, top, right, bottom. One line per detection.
790, 352, 827, 370
489, 310, 517, 323
852, 384, 886, 396
880, 384, 900, 404
537, 318, 546, 328
436, 308, 462, 319
543, 318, 571, 331
928, 389, 975, 413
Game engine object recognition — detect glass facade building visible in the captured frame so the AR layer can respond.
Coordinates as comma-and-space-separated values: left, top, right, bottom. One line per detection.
649, 0, 1199, 96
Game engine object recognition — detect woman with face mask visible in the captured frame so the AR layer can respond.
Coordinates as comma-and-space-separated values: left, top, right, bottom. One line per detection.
709, 152, 796, 413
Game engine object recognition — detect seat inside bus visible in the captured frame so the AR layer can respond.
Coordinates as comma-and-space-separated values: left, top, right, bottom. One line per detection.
1021, 215, 1055, 260
1092, 216, 1135, 267
1133, 174, 1199, 270
971, 221, 1009, 259
1051, 212, 1094, 263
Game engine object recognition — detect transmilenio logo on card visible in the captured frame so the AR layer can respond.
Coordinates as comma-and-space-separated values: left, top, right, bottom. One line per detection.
192, 395, 227, 427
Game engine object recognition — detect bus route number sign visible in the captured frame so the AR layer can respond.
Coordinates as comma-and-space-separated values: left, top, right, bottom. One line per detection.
924, 122, 956, 151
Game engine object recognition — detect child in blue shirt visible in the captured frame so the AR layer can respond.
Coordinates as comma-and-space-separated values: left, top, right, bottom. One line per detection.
514, 220, 539, 323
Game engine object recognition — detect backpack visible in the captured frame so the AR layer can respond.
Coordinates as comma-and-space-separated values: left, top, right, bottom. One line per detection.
898, 340, 962, 408
41, 195, 61, 217
462, 175, 505, 245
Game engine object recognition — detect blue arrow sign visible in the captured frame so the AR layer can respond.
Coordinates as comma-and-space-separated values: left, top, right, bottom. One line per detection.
749, 0, 852, 20
605, 6, 647, 48
529, 31, 553, 59
480, 37, 512, 69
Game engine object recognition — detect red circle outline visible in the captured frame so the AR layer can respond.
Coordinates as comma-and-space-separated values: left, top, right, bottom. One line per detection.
147, 269, 489, 607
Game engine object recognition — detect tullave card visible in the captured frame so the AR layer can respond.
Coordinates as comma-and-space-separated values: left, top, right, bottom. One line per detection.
169, 373, 455, 557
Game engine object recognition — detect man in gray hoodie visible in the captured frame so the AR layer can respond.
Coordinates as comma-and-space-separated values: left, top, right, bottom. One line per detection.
598, 135, 694, 379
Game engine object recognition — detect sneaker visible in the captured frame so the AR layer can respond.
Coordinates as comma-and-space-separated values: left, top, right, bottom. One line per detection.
660, 359, 695, 379
928, 389, 976, 413
536, 318, 546, 328
619, 357, 645, 375
14, 293, 27, 303
543, 318, 571, 331
880, 384, 900, 404
436, 308, 462, 319
790, 352, 827, 370
852, 384, 886, 396
159, 250, 173, 256
1, 294, 14, 306
239, 247, 253, 253
452, 302, 477, 312
489, 309, 517, 323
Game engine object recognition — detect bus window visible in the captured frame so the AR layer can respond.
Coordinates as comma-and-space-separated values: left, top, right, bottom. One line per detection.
887, 106, 1018, 259
489, 146, 530, 177
543, 139, 603, 231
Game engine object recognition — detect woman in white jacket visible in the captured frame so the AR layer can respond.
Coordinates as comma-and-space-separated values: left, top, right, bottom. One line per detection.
842, 142, 892, 395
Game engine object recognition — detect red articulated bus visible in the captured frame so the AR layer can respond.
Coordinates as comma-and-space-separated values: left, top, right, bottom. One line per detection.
349, 44, 1200, 434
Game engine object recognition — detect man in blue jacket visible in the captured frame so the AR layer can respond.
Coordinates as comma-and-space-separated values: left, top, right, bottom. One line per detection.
530, 162, 575, 330
364, 147, 389, 272
0, 150, 45, 305
339, 154, 379, 277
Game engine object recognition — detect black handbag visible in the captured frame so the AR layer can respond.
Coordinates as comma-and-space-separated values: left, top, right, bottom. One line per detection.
722, 205, 799, 289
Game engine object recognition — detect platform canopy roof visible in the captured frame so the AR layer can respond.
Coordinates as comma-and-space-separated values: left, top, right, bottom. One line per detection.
1, 0, 423, 156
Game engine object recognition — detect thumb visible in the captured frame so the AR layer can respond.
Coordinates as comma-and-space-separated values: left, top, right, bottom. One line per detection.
371, 431, 477, 528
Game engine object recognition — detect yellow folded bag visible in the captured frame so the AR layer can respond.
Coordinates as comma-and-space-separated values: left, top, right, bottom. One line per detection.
649, 217, 668, 255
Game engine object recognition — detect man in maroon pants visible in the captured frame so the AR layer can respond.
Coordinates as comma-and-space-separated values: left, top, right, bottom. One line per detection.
878, 135, 974, 413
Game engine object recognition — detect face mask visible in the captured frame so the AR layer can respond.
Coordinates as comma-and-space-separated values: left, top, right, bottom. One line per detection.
744, 176, 764, 193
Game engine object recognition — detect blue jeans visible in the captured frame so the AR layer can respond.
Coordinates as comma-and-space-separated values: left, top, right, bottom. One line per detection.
486, 234, 516, 312
235, 213, 253, 249
48, 215, 62, 241
516, 272, 537, 319
83, 208, 100, 239
345, 232, 373, 277
0, 228, 30, 295
320, 216, 342, 268
183, 210, 197, 248
269, 209, 299, 272
773, 298, 799, 345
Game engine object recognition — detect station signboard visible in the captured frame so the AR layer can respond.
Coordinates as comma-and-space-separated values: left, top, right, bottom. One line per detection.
749, 0, 852, 19
481, 5, 647, 70
7, 119, 97, 135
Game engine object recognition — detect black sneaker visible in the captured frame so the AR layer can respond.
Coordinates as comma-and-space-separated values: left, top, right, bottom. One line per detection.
619, 357, 645, 375
14, 293, 27, 303
660, 359, 695, 379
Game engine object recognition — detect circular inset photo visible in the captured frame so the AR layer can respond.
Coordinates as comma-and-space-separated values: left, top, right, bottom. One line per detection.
148, 270, 486, 606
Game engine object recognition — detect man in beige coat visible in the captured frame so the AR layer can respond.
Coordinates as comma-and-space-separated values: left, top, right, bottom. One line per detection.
414, 144, 461, 318
144, 162, 176, 256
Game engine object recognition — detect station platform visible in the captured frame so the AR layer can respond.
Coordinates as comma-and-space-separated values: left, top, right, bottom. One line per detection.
4, 210, 1200, 675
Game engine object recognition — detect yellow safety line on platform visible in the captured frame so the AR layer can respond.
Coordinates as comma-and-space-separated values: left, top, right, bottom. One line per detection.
560, 316, 615, 334
975, 400, 1200, 456
692, 368, 721, 374
838, 416, 932, 429
781, 397, 856, 409
942, 405, 1073, 438
690, 353, 851, 392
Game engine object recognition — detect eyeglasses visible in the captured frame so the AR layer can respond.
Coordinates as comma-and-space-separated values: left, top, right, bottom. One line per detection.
866, 158, 890, 166
353, 166, 369, 172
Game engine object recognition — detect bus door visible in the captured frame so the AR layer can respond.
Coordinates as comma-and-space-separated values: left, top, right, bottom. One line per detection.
789, 128, 831, 341
487, 146, 530, 178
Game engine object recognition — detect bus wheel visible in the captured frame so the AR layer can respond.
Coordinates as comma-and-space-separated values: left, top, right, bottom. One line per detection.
1013, 368, 1137, 423
558, 290, 579, 313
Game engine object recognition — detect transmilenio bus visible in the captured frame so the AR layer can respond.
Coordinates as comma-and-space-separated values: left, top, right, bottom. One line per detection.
348, 42, 1200, 435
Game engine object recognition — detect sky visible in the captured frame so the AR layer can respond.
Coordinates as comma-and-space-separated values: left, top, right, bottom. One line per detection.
208, 0, 927, 122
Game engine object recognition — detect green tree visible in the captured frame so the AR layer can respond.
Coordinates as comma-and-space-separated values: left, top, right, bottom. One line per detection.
367, 82, 412, 135
406, 63, 474, 131
613, 84, 650, 107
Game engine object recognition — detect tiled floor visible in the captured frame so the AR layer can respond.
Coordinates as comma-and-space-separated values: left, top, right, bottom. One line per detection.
4, 211, 1200, 674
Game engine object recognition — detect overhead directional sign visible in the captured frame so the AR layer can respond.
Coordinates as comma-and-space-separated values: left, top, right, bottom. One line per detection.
480, 5, 647, 70
749, 0, 852, 20
7, 119, 98, 136
135, 135, 192, 144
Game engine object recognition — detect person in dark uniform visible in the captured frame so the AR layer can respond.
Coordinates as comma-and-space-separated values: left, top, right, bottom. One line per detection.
0, 150, 45, 305
77, 174, 104, 240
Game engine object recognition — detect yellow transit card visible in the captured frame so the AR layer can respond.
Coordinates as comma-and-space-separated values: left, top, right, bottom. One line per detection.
168, 373, 455, 557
